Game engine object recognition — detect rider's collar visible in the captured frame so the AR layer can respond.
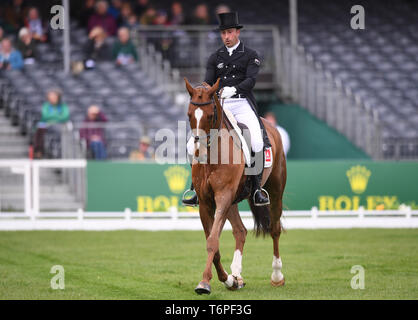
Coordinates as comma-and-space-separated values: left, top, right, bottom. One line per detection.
226, 40, 241, 56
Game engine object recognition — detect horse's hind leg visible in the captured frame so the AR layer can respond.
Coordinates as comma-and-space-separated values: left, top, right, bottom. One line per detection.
223, 204, 247, 290
265, 172, 285, 287
270, 198, 285, 286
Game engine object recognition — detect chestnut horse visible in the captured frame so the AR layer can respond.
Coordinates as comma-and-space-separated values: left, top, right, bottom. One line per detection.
185, 78, 287, 294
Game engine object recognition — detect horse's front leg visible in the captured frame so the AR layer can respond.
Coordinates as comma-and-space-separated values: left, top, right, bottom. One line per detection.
224, 204, 247, 290
195, 192, 232, 295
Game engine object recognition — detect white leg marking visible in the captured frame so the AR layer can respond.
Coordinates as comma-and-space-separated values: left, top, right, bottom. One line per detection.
223, 272, 234, 288
230, 249, 243, 277
271, 256, 284, 283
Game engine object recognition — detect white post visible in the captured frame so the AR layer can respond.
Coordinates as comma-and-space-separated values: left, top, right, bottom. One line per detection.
170, 206, 178, 220
406, 206, 412, 219
77, 208, 83, 221
289, 0, 298, 48
124, 207, 131, 221
24, 162, 31, 217
358, 206, 365, 219
311, 206, 318, 219
62, 0, 71, 74
32, 163, 40, 216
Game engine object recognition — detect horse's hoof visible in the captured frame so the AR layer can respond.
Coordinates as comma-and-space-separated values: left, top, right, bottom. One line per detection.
271, 278, 285, 287
227, 276, 246, 291
195, 281, 211, 295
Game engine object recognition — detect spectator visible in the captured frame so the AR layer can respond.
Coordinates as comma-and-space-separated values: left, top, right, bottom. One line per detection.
124, 14, 140, 29
129, 136, 154, 160
84, 26, 111, 68
0, 27, 5, 42
25, 7, 47, 42
79, 105, 108, 160
88, 0, 117, 36
16, 27, 36, 65
264, 112, 291, 157
79, 0, 96, 28
139, 6, 157, 25
153, 10, 170, 26
2, 0, 27, 33
33, 89, 70, 159
0, 38, 24, 70
119, 2, 135, 27
134, 0, 150, 17
215, 4, 231, 15
169, 1, 185, 25
112, 27, 138, 65
152, 10, 173, 58
108, 0, 123, 25
214, 4, 231, 23
189, 3, 210, 25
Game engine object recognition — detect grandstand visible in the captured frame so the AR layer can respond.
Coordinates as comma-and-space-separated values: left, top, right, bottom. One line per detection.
1, 0, 417, 161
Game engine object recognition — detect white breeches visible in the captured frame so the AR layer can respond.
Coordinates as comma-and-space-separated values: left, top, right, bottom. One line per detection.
186, 98, 264, 156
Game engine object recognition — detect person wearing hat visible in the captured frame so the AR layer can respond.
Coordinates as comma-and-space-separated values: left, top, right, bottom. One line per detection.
129, 136, 154, 161
183, 11, 271, 207
16, 27, 36, 65
79, 105, 108, 160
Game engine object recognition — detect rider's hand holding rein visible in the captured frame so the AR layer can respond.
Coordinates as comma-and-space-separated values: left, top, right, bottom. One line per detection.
220, 86, 237, 99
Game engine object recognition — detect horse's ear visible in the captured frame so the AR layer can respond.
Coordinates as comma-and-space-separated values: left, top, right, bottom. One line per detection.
184, 78, 194, 97
208, 78, 220, 96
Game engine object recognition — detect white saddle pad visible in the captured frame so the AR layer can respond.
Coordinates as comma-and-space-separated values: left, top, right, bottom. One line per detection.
223, 109, 273, 168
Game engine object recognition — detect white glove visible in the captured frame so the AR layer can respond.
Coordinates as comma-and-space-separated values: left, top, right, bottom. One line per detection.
220, 86, 237, 99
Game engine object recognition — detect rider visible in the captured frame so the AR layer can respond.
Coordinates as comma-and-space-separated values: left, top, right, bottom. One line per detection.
182, 11, 270, 207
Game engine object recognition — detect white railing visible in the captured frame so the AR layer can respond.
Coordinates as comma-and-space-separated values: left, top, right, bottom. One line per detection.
1, 160, 417, 230
0, 159, 86, 216
0, 205, 417, 230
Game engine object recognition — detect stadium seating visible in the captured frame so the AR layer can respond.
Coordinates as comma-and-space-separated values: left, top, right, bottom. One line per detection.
142, 0, 418, 158
0, 21, 185, 160
288, 0, 418, 158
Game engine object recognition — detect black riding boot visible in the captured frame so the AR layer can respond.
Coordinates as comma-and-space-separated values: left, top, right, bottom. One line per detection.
250, 150, 270, 206
182, 182, 199, 207
251, 173, 270, 206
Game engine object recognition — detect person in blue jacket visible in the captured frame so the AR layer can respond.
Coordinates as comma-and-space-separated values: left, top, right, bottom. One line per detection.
0, 38, 24, 70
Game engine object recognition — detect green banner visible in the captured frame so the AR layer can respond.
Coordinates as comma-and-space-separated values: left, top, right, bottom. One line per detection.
86, 161, 418, 212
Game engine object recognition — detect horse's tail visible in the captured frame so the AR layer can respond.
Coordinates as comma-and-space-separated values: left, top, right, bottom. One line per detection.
248, 200, 271, 237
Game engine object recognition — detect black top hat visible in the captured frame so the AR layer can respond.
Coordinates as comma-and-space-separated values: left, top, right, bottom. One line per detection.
216, 12, 243, 31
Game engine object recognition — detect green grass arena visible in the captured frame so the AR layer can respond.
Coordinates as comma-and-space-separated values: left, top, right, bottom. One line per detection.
1, 229, 417, 299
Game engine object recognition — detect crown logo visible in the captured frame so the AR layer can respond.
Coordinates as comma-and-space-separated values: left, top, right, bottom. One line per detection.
164, 166, 189, 194
346, 165, 371, 194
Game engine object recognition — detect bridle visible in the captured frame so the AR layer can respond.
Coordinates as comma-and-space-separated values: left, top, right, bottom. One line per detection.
189, 92, 224, 148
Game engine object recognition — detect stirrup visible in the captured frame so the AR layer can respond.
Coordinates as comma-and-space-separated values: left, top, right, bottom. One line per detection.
253, 188, 270, 206
182, 189, 199, 207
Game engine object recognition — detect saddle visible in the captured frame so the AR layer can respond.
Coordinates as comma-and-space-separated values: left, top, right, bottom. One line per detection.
222, 109, 272, 204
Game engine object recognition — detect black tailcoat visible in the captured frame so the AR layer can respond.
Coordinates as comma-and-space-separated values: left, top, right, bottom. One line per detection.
204, 41, 271, 148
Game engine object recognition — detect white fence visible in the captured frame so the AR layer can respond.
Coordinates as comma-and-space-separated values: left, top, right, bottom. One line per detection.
1, 160, 417, 230
1, 207, 418, 230
0, 159, 86, 216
